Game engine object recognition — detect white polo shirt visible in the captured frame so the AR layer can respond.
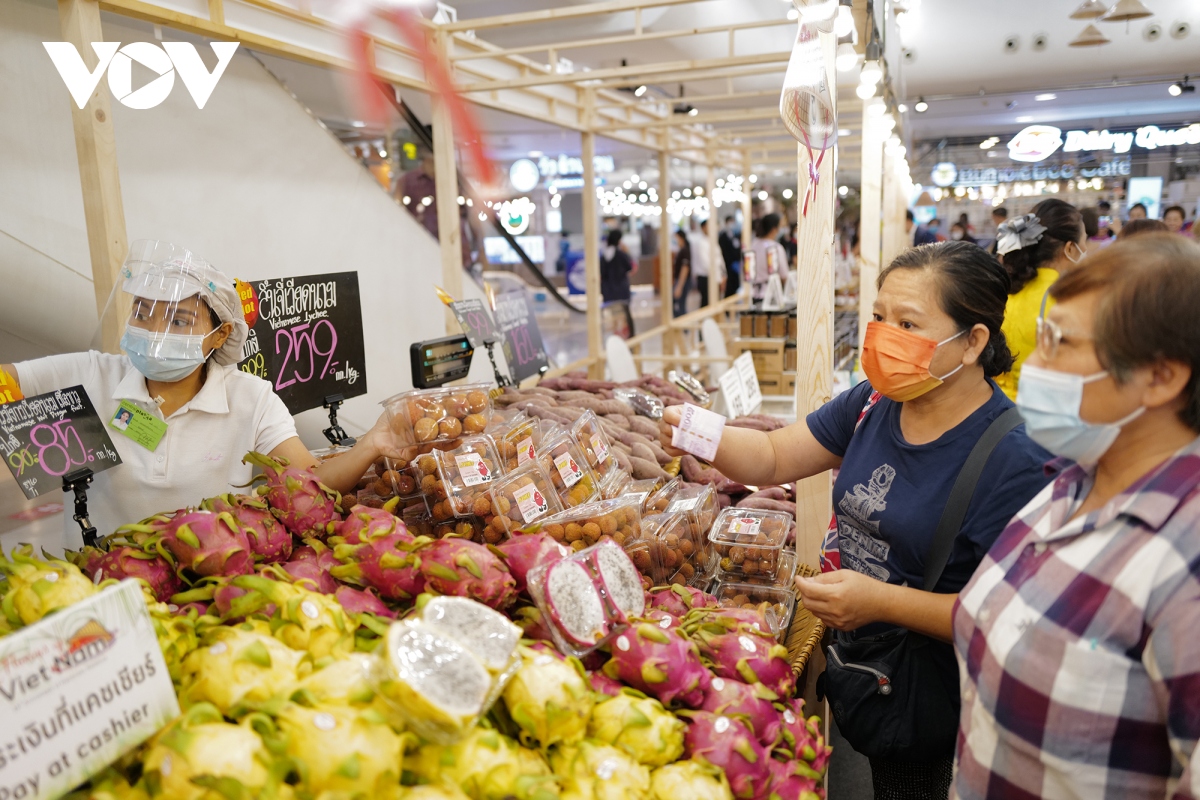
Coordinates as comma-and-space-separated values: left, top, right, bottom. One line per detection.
13, 352, 297, 549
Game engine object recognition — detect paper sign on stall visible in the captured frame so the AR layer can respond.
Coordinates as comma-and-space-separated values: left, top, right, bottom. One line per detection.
718, 368, 748, 418
734, 353, 763, 414
0, 580, 179, 800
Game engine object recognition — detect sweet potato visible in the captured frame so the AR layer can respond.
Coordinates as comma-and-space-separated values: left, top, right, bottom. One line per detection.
631, 442, 658, 465
627, 416, 661, 439
612, 447, 633, 475
748, 486, 788, 501
630, 456, 668, 481
735, 496, 796, 514
603, 413, 631, 430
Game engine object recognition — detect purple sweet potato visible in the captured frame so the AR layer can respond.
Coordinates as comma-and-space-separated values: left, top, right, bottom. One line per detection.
630, 456, 668, 481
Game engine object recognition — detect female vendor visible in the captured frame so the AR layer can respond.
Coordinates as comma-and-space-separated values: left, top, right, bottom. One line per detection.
2, 241, 399, 547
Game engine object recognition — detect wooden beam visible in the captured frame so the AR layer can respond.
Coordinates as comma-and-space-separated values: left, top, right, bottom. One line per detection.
431, 31, 463, 336
582, 126, 603, 379
659, 150, 673, 332
599, 87, 780, 110
858, 105, 884, 350
597, 106, 781, 131
706, 161, 720, 313
598, 62, 788, 89
442, 0, 701, 33
59, 0, 128, 353
741, 151, 752, 268
461, 51, 791, 93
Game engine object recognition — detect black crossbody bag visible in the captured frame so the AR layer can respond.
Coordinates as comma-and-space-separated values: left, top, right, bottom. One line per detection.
816, 407, 1023, 762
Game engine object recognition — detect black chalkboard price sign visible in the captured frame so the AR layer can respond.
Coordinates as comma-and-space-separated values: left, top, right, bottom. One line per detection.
449, 298, 499, 349
493, 290, 549, 383
0, 386, 121, 499
236, 272, 368, 415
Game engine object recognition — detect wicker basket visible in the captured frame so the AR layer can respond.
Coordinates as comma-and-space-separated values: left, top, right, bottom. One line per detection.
785, 562, 825, 686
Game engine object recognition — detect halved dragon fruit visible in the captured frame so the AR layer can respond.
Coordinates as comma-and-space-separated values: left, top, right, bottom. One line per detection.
593, 540, 644, 619
418, 596, 520, 675
540, 559, 608, 648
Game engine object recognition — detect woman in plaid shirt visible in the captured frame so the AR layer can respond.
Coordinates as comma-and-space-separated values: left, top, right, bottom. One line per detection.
954, 234, 1200, 798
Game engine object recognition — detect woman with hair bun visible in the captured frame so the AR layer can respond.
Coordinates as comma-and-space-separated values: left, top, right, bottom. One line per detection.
994, 198, 1086, 400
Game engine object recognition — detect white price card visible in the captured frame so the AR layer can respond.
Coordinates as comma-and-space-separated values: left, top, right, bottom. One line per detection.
734, 352, 763, 414
718, 367, 748, 418
0, 580, 179, 800
670, 403, 727, 462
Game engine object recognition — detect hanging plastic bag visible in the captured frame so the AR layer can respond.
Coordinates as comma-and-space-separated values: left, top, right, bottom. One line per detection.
779, 20, 838, 215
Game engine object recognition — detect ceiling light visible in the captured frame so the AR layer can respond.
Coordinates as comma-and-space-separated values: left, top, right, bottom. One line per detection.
877, 114, 896, 132
856, 82, 877, 99
749, 174, 758, 183
787, 7, 799, 20
1070, 23, 1111, 45
838, 128, 852, 136
1070, 0, 1109, 18
782, 188, 794, 199
914, 97, 928, 112
860, 58, 882, 86
1101, 0, 1153, 22
1169, 77, 1195, 95
867, 97, 887, 117
350, 120, 366, 128
1035, 93, 1057, 101
838, 185, 849, 197
688, 107, 699, 116
630, 173, 639, 182
758, 190, 768, 201
835, 42, 859, 71
634, 85, 647, 97
897, 103, 908, 112
1015, 115, 1034, 122
835, 2, 855, 37
379, 149, 387, 157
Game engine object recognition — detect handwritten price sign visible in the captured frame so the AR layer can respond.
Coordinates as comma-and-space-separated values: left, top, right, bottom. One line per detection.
235, 272, 367, 415
0, 386, 121, 499
493, 290, 549, 383
448, 298, 499, 349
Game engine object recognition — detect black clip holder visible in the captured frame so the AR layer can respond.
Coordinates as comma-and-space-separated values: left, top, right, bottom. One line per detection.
484, 337, 514, 387
63, 467, 98, 548
322, 394, 357, 448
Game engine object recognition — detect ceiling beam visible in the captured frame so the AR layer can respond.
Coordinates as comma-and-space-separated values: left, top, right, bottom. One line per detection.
442, 0, 705, 33
596, 106, 781, 131
598, 62, 788, 89
597, 87, 781, 110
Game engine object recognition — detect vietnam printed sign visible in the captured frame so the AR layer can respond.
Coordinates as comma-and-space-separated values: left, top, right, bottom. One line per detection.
43, 42, 239, 109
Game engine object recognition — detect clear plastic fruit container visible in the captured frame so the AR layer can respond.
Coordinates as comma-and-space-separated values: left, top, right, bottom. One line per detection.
707, 507, 793, 583
516, 497, 643, 554
401, 504, 435, 539
643, 476, 683, 516
434, 435, 504, 518
525, 539, 647, 657
570, 410, 618, 484
600, 470, 632, 500
381, 383, 494, 446
619, 477, 665, 511
639, 512, 711, 588
709, 582, 796, 639
664, 483, 719, 548
489, 413, 545, 472
480, 461, 564, 539
537, 430, 601, 509
436, 516, 490, 545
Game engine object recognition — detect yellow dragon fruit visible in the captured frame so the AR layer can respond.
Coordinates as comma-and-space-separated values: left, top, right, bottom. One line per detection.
291, 651, 376, 707
586, 689, 685, 767
143, 592, 202, 683
649, 760, 733, 800
502, 644, 594, 749
1, 544, 97, 626
141, 703, 283, 800
179, 623, 310, 716
229, 574, 356, 658
549, 740, 651, 800
275, 703, 405, 798
403, 785, 473, 800
407, 726, 560, 800
63, 768, 150, 800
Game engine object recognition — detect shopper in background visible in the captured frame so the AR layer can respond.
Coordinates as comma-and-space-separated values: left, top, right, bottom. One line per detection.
719, 215, 742, 297
1081, 206, 1112, 250
914, 217, 942, 246
1097, 199, 1120, 238
780, 217, 798, 269
1128, 202, 1148, 220
664, 241, 1052, 798
688, 218, 726, 308
750, 213, 787, 300
994, 199, 1086, 401
1163, 204, 1187, 234
1118, 218, 1170, 240
671, 229, 692, 317
953, 234, 1200, 799
955, 212, 974, 238
949, 221, 976, 245
987, 206, 1009, 254
600, 228, 635, 336
398, 145, 438, 238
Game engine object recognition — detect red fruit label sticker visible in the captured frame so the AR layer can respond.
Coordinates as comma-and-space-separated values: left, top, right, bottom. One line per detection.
517, 436, 535, 466
553, 451, 583, 488
727, 516, 761, 537
514, 482, 549, 523
456, 453, 492, 487
589, 433, 610, 464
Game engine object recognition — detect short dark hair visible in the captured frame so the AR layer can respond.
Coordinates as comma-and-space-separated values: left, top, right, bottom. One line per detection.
878, 241, 1014, 377
1163, 205, 1186, 220
906, 209, 914, 222
1050, 234, 1200, 432
1118, 219, 1170, 240
724, 215, 734, 223
757, 213, 781, 237
992, 207, 1009, 219
605, 229, 623, 247
1080, 207, 1100, 238
1000, 198, 1083, 294
1098, 200, 1112, 213
1130, 203, 1148, 214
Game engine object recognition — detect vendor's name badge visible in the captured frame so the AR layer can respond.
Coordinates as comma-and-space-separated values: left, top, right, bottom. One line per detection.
670, 403, 726, 462
108, 401, 166, 451
0, 580, 179, 800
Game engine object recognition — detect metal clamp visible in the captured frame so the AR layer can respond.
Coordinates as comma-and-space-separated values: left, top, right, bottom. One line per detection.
63, 467, 98, 548
483, 338, 513, 387
322, 394, 357, 447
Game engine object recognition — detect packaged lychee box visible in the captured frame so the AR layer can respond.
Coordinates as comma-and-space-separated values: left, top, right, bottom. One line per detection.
660, 482, 719, 546
709, 581, 796, 639
619, 476, 665, 511
480, 461, 564, 538
525, 538, 647, 657
643, 476, 682, 516
488, 413, 545, 472
536, 430, 601, 509
639, 511, 712, 589
600, 469, 631, 500
514, 496, 643, 553
707, 507, 794, 584
433, 435, 505, 519
381, 383, 494, 446
570, 410, 619, 485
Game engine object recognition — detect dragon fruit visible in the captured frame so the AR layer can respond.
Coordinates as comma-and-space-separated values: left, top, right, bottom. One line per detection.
78, 545, 181, 602
0, 545, 97, 626
291, 651, 377, 708
688, 609, 796, 699
243, 451, 342, 538
201, 493, 293, 563
419, 538, 517, 610
494, 532, 566, 593
699, 676, 782, 747
334, 504, 414, 545
550, 740, 651, 800
282, 541, 340, 594
158, 508, 255, 578
144, 594, 201, 682
275, 702, 404, 797
602, 621, 711, 708
648, 585, 714, 618
407, 727, 558, 800
765, 758, 824, 800
594, 539, 645, 618
682, 712, 772, 800
650, 760, 734, 800
776, 699, 831, 777
588, 688, 686, 767
230, 574, 356, 658
179, 623, 309, 715
537, 558, 609, 648
335, 585, 397, 619
405, 786, 473, 800
644, 607, 682, 631
418, 596, 521, 676
502, 643, 595, 748
513, 605, 556, 643
329, 512, 427, 602
589, 671, 626, 698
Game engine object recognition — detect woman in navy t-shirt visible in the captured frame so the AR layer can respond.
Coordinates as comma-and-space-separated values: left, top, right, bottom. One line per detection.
664, 242, 1053, 798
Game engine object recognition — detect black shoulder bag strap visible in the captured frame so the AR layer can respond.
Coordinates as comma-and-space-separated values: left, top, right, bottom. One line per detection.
921, 406, 1024, 592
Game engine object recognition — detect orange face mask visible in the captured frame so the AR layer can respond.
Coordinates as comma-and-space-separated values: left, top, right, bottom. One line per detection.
861, 321, 966, 402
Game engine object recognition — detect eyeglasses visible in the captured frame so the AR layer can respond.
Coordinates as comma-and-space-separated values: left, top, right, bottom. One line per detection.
1035, 316, 1093, 361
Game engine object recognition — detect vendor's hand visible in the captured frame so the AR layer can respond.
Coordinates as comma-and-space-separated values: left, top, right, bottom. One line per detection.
358, 410, 407, 461
658, 405, 686, 458
795, 570, 887, 632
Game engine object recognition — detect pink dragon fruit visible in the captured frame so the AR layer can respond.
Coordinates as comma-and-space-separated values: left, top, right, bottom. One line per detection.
75, 545, 182, 601
699, 676, 782, 748
682, 711, 772, 800
212, 582, 267, 619
602, 621, 711, 708
334, 585, 397, 619
513, 605, 555, 643
281, 542, 340, 594
765, 758, 824, 800
418, 538, 517, 610
648, 585, 714, 618
158, 509, 254, 578
644, 607, 682, 631
494, 533, 566, 593
172, 601, 210, 617
688, 609, 796, 699
242, 451, 342, 538
201, 493, 293, 563
776, 699, 831, 776
589, 671, 626, 698
329, 513, 427, 603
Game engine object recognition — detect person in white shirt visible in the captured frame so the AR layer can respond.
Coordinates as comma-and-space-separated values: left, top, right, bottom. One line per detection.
3, 240, 400, 549
750, 213, 788, 301
687, 219, 727, 308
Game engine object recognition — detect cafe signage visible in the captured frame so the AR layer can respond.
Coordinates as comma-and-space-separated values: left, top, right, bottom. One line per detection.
1006, 123, 1200, 163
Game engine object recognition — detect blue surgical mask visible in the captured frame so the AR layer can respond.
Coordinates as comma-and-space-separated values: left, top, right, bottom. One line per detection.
1016, 363, 1144, 465
121, 325, 214, 383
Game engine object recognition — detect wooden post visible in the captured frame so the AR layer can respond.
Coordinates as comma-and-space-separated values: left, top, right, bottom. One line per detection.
741, 151, 752, 286
881, 148, 899, 269
706, 161, 720, 311
658, 150, 673, 352
431, 31, 463, 335
857, 105, 884, 350
791, 30, 836, 572
59, 0, 128, 353
582, 129, 603, 379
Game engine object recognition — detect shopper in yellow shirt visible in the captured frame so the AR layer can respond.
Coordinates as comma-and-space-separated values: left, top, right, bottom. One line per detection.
994, 199, 1086, 400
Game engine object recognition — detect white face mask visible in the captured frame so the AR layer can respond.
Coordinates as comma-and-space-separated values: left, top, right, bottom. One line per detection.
1016, 363, 1144, 465
1064, 242, 1087, 265
950, 231, 964, 241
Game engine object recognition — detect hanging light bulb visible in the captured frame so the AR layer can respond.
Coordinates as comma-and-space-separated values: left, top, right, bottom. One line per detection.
867, 97, 887, 117
877, 114, 897, 133
834, 1, 855, 37
856, 82, 877, 99
914, 97, 929, 112
835, 42, 859, 71
859, 58, 883, 85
